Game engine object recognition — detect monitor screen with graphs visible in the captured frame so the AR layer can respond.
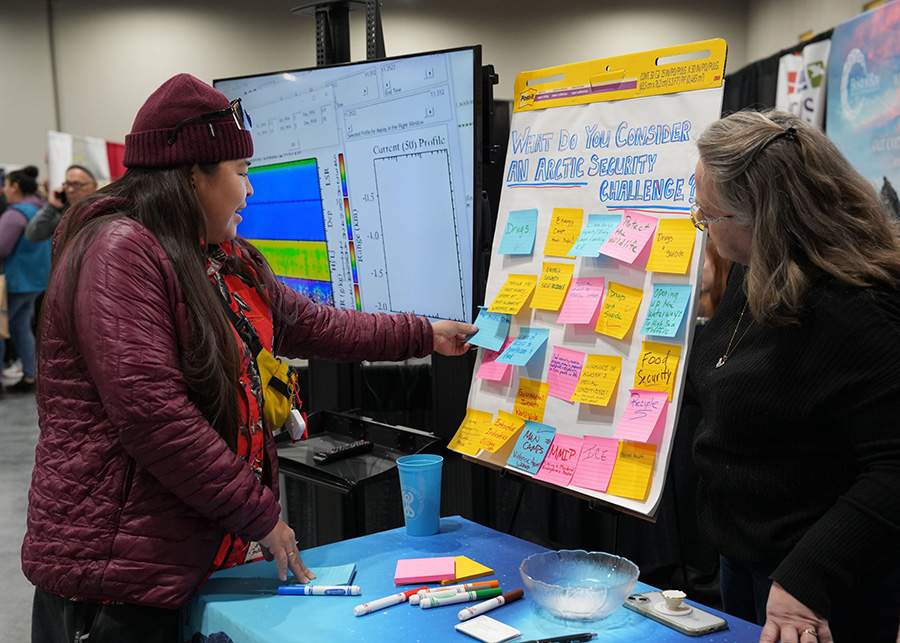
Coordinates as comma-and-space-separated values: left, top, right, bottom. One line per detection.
214, 46, 482, 322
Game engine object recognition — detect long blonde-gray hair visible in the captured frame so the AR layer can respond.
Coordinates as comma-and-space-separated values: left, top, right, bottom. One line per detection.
697, 109, 900, 325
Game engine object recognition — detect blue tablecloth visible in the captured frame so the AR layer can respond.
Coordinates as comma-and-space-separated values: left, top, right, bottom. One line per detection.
185, 516, 761, 642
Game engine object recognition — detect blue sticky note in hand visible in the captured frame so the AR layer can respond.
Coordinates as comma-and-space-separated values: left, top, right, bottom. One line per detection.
468, 306, 511, 352
568, 214, 622, 257
508, 420, 557, 475
498, 209, 539, 255
640, 283, 693, 337
495, 327, 550, 366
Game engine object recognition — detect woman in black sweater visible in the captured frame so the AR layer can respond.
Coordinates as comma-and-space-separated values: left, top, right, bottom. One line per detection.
688, 109, 900, 643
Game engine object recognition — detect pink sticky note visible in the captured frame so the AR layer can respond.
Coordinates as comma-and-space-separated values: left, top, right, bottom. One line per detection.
613, 389, 669, 443
476, 337, 514, 381
599, 211, 658, 264
557, 277, 605, 325
394, 557, 457, 584
547, 347, 586, 401
570, 436, 619, 493
533, 434, 584, 486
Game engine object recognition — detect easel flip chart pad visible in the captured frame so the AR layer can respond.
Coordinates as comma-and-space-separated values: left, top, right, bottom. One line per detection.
498, 208, 539, 255
646, 218, 697, 274
487, 274, 537, 314
449, 408, 493, 456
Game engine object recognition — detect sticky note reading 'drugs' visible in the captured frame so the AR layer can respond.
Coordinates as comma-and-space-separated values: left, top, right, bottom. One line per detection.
394, 556, 457, 585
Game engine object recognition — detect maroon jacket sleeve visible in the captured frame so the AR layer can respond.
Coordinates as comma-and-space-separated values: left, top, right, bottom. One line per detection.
74, 222, 280, 543
270, 279, 434, 362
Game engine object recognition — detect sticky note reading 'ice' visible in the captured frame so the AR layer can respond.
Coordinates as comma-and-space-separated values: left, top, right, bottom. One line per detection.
508, 420, 556, 475
614, 389, 669, 443
478, 410, 524, 453
498, 208, 539, 255
646, 218, 697, 274
543, 208, 584, 257
514, 378, 549, 423
534, 434, 584, 486
496, 327, 550, 366
557, 277, 606, 325
568, 214, 622, 257
599, 211, 658, 264
570, 436, 619, 493
448, 408, 493, 456
606, 441, 658, 501
547, 346, 586, 402
531, 262, 575, 311
634, 341, 683, 401
595, 282, 644, 339
640, 284, 693, 337
571, 354, 622, 406
476, 337, 514, 381
488, 274, 538, 314
468, 306, 511, 352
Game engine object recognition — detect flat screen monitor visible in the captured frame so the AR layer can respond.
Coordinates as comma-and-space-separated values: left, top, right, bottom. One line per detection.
215, 46, 482, 322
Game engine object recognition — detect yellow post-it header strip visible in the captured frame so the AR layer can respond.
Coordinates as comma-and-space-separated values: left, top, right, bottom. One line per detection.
514, 38, 727, 112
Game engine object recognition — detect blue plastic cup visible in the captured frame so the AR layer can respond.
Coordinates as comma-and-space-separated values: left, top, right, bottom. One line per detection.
397, 454, 443, 536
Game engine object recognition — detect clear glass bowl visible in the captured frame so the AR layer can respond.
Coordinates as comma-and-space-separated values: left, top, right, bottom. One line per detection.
519, 550, 640, 621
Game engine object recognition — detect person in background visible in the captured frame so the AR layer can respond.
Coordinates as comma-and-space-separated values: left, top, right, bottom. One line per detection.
688, 109, 900, 643
696, 237, 731, 323
25, 163, 98, 242
0, 166, 50, 396
23, 73, 476, 643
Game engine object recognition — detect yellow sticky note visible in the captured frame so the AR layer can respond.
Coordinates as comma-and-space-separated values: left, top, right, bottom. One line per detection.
634, 341, 683, 401
606, 441, 658, 501
595, 282, 644, 340
543, 208, 584, 257
442, 556, 494, 584
513, 378, 549, 423
488, 274, 538, 314
645, 218, 697, 274
448, 408, 493, 456
531, 262, 575, 311
571, 354, 622, 406
478, 410, 524, 453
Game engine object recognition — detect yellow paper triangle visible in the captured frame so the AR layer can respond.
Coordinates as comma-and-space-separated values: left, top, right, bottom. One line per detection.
441, 556, 494, 584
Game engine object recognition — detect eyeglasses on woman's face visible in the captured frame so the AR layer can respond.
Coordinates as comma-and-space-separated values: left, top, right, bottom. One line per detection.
167, 98, 252, 146
689, 202, 733, 231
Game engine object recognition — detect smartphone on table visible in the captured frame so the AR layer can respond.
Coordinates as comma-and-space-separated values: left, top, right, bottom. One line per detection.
624, 591, 728, 636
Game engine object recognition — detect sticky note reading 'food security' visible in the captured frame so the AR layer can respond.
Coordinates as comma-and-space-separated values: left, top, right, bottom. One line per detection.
543, 208, 584, 257
498, 208, 539, 255
534, 434, 583, 486
595, 282, 644, 339
448, 408, 493, 456
646, 218, 697, 274
531, 262, 575, 311
568, 214, 622, 257
478, 410, 524, 453
606, 441, 658, 501
547, 346, 586, 402
488, 274, 538, 315
513, 378, 549, 423
634, 341, 682, 401
570, 354, 622, 406
557, 277, 606, 325
613, 389, 669, 443
599, 211, 658, 264
507, 420, 556, 475
570, 436, 619, 493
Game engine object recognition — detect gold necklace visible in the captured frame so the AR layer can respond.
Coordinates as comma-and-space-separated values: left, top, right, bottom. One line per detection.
716, 301, 753, 368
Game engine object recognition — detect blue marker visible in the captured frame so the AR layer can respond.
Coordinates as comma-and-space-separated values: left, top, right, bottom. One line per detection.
278, 585, 361, 596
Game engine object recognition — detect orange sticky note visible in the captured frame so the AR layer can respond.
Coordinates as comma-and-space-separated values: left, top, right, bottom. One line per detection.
606, 441, 658, 501
513, 377, 549, 423
487, 274, 538, 314
645, 218, 697, 274
571, 354, 622, 406
478, 410, 524, 453
531, 262, 575, 311
595, 282, 644, 340
634, 341, 683, 401
448, 408, 493, 455
543, 208, 584, 257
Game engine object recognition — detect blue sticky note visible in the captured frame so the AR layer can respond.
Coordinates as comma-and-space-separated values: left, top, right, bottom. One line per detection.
640, 283, 693, 337
498, 209, 539, 255
495, 327, 550, 366
568, 214, 622, 257
508, 421, 557, 474
468, 306, 511, 352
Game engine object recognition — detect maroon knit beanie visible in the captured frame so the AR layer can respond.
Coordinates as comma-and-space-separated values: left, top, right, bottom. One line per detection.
123, 73, 253, 168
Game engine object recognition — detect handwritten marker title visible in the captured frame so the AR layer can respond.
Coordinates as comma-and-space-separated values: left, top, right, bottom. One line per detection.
507, 119, 697, 203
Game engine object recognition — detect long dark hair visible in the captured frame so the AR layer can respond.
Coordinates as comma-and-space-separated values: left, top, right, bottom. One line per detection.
46, 165, 273, 451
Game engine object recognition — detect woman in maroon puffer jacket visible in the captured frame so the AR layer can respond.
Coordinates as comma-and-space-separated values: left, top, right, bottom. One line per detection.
23, 74, 476, 643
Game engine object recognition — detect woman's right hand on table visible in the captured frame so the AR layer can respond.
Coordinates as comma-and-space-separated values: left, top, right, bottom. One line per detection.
259, 518, 316, 583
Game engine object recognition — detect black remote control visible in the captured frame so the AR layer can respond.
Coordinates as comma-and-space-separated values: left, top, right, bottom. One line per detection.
313, 439, 374, 464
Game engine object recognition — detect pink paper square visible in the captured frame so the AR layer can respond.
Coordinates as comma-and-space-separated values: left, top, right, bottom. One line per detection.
394, 557, 457, 585
570, 436, 619, 493
613, 389, 669, 443
547, 346, 586, 401
533, 434, 584, 486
